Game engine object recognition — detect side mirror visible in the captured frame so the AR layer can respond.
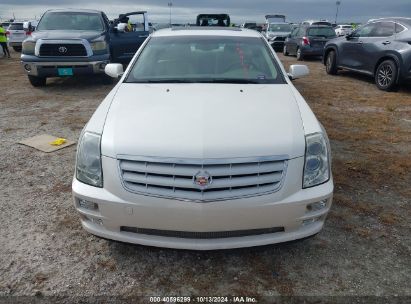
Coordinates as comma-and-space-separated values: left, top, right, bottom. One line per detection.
116, 23, 126, 33
23, 21, 31, 31
105, 63, 124, 78
288, 65, 309, 80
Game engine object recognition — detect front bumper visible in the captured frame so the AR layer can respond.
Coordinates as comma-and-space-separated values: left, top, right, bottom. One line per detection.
72, 156, 334, 250
21, 54, 110, 77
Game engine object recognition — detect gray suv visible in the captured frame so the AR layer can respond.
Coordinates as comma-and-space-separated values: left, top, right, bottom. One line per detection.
323, 17, 411, 91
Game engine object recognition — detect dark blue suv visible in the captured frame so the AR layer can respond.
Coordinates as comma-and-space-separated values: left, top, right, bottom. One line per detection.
323, 17, 411, 91
21, 9, 150, 86
283, 25, 336, 60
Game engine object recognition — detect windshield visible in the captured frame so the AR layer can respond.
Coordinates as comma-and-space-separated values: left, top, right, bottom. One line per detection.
9, 23, 23, 30
37, 12, 104, 31
269, 24, 292, 32
308, 27, 336, 38
126, 36, 284, 84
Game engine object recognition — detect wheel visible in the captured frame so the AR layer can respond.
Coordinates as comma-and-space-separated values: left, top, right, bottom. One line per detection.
28, 75, 46, 87
375, 60, 398, 91
12, 46, 22, 52
325, 50, 338, 75
283, 45, 289, 56
296, 48, 304, 61
100, 74, 113, 85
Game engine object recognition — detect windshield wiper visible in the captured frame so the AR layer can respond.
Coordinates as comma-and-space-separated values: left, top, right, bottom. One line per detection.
200, 79, 261, 84
128, 79, 262, 84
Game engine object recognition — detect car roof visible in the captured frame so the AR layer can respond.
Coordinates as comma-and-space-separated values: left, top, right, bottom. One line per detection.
153, 27, 263, 38
369, 17, 411, 26
45, 8, 103, 14
269, 22, 289, 25
303, 25, 333, 28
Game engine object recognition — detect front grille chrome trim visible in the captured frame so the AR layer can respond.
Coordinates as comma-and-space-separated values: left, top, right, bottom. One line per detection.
35, 39, 92, 57
117, 155, 289, 202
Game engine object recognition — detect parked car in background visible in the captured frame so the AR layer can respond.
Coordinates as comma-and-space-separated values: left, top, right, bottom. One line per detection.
324, 17, 411, 91
6, 22, 27, 52
196, 14, 230, 27
1, 21, 12, 29
284, 24, 336, 60
265, 14, 286, 23
265, 22, 293, 51
21, 9, 149, 87
302, 20, 332, 27
335, 24, 353, 36
241, 22, 257, 29
72, 27, 333, 250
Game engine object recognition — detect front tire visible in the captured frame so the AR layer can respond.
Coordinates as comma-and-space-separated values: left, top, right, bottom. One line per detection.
296, 48, 304, 61
375, 60, 398, 91
28, 75, 46, 87
100, 74, 113, 85
283, 45, 289, 56
325, 50, 338, 75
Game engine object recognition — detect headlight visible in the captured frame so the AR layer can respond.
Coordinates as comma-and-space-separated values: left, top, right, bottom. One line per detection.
76, 132, 103, 187
303, 132, 331, 188
22, 40, 36, 55
90, 37, 108, 52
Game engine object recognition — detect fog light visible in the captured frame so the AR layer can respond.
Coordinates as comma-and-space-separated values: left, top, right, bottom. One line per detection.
302, 217, 321, 226
24, 64, 31, 71
92, 218, 104, 225
78, 199, 99, 211
307, 200, 327, 213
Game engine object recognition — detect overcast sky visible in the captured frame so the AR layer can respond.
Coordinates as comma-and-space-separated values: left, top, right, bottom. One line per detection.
1, 0, 410, 24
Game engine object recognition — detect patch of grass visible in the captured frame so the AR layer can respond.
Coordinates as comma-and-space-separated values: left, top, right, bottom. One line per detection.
32, 272, 48, 285
378, 213, 400, 226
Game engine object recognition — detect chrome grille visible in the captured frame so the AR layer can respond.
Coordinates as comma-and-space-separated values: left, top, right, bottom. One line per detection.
39, 43, 87, 57
119, 156, 287, 202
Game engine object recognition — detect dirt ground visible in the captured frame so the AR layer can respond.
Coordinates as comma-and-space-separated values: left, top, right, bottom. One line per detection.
0, 49, 410, 302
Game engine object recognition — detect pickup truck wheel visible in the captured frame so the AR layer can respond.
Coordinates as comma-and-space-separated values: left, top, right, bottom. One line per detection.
12, 46, 22, 52
28, 75, 46, 87
325, 50, 338, 75
296, 48, 304, 61
100, 74, 113, 85
283, 45, 289, 56
375, 60, 398, 91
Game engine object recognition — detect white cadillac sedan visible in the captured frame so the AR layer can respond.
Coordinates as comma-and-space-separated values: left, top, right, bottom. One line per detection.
72, 28, 333, 250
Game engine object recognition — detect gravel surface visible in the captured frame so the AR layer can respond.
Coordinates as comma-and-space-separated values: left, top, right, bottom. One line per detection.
0, 50, 410, 302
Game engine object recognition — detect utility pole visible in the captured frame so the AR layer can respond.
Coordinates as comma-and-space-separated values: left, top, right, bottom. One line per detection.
335, 1, 341, 25
168, 2, 172, 26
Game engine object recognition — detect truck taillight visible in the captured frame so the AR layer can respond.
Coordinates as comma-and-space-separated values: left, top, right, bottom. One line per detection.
302, 37, 310, 46
26, 31, 32, 36
5, 31, 10, 36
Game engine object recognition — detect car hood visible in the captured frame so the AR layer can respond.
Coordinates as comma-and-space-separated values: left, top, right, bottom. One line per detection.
31, 30, 103, 41
101, 84, 306, 160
